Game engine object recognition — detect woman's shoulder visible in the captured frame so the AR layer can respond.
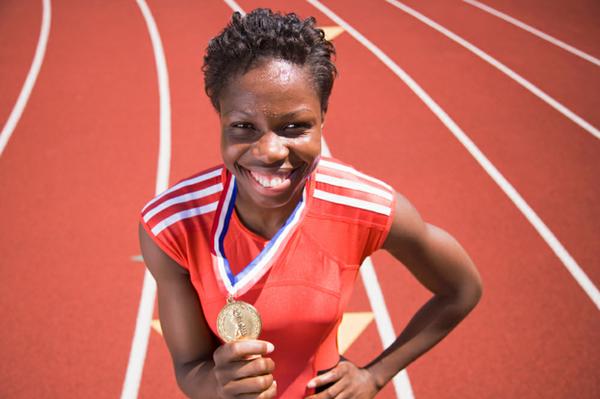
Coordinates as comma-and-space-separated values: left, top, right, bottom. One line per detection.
317, 156, 393, 191
142, 164, 224, 210
312, 156, 396, 223
140, 164, 225, 237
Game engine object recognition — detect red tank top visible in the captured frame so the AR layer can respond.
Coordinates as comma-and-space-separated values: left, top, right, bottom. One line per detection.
140, 157, 395, 397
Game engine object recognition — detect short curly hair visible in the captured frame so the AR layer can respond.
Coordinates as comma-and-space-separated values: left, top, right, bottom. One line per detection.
203, 8, 337, 113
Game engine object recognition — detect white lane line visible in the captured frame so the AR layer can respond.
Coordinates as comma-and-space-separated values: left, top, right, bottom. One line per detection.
462, 0, 600, 67
360, 258, 415, 399
307, 0, 600, 311
227, 2, 415, 398
384, 0, 600, 141
223, 0, 244, 14
121, 1, 172, 398
0, 0, 52, 157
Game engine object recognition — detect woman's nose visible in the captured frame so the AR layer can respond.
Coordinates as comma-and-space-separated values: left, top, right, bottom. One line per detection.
253, 131, 289, 163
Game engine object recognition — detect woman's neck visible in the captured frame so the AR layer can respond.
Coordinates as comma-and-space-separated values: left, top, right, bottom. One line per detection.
234, 189, 303, 240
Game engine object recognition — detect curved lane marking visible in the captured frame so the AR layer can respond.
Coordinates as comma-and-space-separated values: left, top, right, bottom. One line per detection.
0, 0, 52, 157
227, 2, 415, 399
306, 0, 600, 311
384, 0, 599, 140
121, 1, 172, 398
463, 0, 600, 68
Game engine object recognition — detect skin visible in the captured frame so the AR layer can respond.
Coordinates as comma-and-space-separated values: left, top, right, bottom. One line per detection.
139, 58, 482, 399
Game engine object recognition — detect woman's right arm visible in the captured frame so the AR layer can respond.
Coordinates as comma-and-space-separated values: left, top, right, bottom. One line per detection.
138, 223, 277, 399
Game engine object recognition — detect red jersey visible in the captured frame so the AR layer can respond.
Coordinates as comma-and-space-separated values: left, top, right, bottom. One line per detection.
140, 157, 396, 397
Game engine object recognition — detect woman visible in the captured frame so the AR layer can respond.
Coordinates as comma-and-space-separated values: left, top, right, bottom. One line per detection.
139, 8, 482, 398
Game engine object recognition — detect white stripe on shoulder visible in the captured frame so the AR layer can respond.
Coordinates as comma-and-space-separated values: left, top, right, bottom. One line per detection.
143, 168, 222, 212
319, 159, 393, 191
143, 183, 223, 222
151, 201, 218, 235
315, 173, 393, 201
314, 189, 391, 216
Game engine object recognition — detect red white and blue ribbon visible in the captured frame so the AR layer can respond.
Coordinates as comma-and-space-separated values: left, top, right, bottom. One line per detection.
212, 173, 308, 298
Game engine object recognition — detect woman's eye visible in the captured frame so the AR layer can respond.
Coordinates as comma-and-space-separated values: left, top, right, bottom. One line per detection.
284, 123, 309, 131
232, 123, 253, 129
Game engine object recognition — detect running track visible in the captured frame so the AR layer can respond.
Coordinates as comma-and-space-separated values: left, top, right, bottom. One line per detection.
0, 1, 598, 398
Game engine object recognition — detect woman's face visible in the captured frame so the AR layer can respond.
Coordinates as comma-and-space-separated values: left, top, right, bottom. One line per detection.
219, 58, 323, 209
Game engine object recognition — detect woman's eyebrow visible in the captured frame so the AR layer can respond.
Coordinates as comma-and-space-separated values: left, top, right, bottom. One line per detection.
276, 108, 313, 119
222, 109, 255, 118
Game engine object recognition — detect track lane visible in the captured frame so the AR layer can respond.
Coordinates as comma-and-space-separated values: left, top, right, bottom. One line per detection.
391, 0, 600, 138
475, 0, 600, 59
462, 0, 600, 67
240, 0, 600, 397
0, 1, 167, 397
0, 0, 44, 154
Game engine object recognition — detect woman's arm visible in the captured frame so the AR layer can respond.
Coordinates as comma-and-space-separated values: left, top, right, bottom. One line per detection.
139, 224, 276, 399
138, 223, 221, 397
365, 192, 482, 388
306, 193, 482, 398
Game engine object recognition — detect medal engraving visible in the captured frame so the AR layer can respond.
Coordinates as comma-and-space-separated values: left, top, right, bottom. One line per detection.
217, 300, 262, 342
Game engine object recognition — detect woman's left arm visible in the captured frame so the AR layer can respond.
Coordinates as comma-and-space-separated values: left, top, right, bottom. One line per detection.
306, 192, 483, 398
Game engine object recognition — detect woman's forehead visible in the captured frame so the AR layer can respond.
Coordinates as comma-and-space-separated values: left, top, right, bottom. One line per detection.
220, 59, 320, 116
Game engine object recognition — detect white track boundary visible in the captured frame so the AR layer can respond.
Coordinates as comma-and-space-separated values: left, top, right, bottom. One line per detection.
227, 2, 414, 398
384, 0, 599, 140
307, 0, 600, 310
0, 0, 51, 157
121, 1, 171, 398
462, 0, 600, 68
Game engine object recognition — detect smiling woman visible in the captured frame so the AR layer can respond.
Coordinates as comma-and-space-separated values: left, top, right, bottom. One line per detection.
138, 8, 482, 399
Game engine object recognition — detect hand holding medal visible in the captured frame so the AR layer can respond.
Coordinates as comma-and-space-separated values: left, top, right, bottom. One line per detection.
212, 338, 277, 398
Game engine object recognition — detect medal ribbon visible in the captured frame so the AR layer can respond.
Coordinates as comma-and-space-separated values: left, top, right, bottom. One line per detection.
212, 172, 308, 298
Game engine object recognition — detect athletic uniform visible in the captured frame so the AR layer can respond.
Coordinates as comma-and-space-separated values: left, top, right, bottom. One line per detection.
140, 157, 396, 397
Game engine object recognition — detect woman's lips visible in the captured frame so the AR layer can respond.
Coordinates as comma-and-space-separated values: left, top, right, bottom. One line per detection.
249, 169, 293, 188
238, 164, 303, 192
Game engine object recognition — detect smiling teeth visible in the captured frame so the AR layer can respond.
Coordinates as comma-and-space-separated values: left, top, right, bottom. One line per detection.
250, 171, 290, 188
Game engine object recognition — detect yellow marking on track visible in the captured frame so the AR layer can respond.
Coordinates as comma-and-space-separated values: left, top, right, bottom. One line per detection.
319, 26, 345, 41
151, 319, 163, 335
337, 312, 374, 354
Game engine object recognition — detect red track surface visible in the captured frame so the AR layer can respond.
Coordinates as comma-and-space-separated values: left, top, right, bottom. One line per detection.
1, 1, 598, 398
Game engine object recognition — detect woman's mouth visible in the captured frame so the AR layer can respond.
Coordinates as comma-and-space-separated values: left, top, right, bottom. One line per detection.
249, 170, 292, 189
237, 164, 303, 193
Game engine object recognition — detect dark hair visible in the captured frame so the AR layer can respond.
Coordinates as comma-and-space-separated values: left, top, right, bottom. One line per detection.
203, 8, 337, 113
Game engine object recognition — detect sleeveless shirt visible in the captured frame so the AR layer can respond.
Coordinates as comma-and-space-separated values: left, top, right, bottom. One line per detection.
140, 157, 396, 397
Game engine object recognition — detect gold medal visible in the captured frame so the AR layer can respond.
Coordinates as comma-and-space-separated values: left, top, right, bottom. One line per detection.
216, 296, 262, 342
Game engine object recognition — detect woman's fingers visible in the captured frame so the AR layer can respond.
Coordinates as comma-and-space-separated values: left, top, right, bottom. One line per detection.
306, 367, 341, 389
218, 356, 275, 383
235, 356, 276, 378
235, 380, 277, 399
221, 374, 274, 397
213, 340, 276, 398
214, 340, 274, 364
305, 361, 378, 399
305, 379, 346, 399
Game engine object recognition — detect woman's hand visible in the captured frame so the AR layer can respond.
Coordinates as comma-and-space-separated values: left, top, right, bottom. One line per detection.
305, 361, 379, 399
213, 339, 277, 398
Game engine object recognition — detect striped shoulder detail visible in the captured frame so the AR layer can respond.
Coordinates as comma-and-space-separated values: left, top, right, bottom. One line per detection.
141, 165, 223, 236
313, 158, 395, 218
